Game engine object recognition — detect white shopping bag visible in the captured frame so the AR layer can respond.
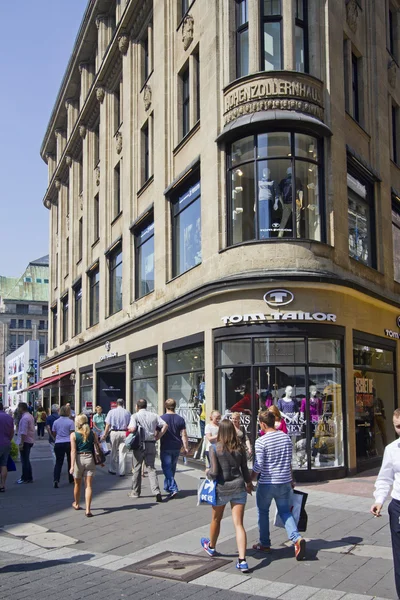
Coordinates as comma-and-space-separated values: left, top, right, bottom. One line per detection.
274, 490, 307, 528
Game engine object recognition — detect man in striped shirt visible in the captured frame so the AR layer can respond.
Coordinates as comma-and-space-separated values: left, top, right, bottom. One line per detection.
250, 410, 306, 560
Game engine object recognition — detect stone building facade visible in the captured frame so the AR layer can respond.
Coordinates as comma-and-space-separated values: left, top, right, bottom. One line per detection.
40, 0, 400, 479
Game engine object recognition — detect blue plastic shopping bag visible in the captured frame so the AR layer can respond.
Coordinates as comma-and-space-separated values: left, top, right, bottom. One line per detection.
7, 456, 16, 472
197, 478, 217, 506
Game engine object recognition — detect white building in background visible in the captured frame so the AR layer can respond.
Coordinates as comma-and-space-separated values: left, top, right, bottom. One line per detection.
5, 340, 39, 411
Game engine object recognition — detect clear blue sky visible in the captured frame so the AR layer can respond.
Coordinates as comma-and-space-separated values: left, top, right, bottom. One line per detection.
0, 0, 88, 277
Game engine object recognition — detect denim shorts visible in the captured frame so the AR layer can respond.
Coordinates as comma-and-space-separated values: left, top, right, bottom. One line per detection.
215, 489, 247, 506
0, 445, 11, 468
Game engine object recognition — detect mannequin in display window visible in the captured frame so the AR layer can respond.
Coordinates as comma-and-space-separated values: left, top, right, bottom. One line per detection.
373, 388, 387, 448
258, 167, 280, 239
278, 167, 303, 238
277, 386, 300, 435
300, 385, 323, 425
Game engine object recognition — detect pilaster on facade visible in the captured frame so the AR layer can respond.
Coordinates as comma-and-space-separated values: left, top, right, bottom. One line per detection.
65, 98, 79, 139
55, 128, 67, 164
96, 13, 115, 71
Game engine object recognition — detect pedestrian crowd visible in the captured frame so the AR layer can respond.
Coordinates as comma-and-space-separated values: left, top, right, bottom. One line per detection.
0, 399, 399, 594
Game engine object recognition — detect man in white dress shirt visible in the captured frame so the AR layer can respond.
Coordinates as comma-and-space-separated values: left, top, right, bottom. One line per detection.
103, 399, 131, 476
371, 408, 400, 599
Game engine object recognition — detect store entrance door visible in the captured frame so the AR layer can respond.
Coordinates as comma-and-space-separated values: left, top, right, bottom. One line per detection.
97, 367, 126, 413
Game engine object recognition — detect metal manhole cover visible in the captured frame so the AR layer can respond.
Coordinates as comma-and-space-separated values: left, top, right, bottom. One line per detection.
120, 550, 231, 582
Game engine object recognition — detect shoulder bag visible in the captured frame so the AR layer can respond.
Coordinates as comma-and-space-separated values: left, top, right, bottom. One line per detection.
93, 433, 106, 465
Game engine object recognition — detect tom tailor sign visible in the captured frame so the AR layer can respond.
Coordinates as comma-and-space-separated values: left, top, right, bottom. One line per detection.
221, 312, 337, 325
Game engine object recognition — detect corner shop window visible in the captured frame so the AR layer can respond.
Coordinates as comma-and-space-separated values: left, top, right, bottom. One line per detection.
228, 133, 322, 245
131, 356, 158, 413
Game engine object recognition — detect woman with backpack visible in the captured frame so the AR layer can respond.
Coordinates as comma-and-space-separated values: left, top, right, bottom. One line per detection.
69, 414, 101, 517
200, 418, 253, 572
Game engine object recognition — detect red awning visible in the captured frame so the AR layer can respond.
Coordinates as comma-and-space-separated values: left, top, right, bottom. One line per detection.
23, 370, 75, 393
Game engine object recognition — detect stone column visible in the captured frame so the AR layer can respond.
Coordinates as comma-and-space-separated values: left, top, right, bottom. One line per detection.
46, 152, 56, 184
65, 98, 79, 139
96, 14, 114, 69
79, 62, 94, 109
55, 128, 66, 164
283, 0, 295, 70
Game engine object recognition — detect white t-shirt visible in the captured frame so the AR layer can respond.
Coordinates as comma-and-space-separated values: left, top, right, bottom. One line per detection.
204, 423, 219, 452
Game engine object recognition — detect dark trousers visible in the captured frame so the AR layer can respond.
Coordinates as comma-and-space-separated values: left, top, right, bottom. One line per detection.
37, 423, 45, 437
54, 442, 73, 483
20, 443, 33, 482
388, 498, 400, 599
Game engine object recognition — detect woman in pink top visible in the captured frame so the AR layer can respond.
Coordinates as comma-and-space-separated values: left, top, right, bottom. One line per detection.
258, 405, 288, 436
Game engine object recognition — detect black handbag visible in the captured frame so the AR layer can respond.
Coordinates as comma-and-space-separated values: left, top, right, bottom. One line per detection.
294, 489, 308, 532
93, 436, 106, 465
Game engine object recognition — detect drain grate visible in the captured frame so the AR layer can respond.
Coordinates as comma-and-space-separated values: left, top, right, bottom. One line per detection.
120, 550, 231, 582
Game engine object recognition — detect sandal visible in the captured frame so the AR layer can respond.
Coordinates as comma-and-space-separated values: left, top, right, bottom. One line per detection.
252, 543, 271, 553
86, 512, 93, 517
72, 503, 81, 510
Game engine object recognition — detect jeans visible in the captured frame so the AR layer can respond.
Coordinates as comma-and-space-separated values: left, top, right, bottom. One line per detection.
131, 442, 160, 496
388, 498, 400, 599
20, 443, 33, 482
37, 423, 45, 438
256, 482, 301, 547
54, 442, 73, 483
161, 449, 181, 493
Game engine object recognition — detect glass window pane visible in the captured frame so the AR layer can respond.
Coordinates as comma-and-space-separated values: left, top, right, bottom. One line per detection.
258, 159, 291, 238
237, 0, 248, 26
174, 197, 201, 275
295, 160, 320, 241
309, 367, 343, 468
238, 28, 249, 77
231, 136, 254, 166
138, 235, 154, 297
166, 345, 204, 373
263, 22, 282, 71
231, 161, 255, 244
309, 339, 341, 364
254, 338, 306, 363
133, 378, 158, 412
166, 371, 204, 456
392, 208, 400, 282
216, 340, 252, 366
295, 134, 318, 161
296, 0, 304, 19
353, 344, 394, 371
257, 132, 291, 159
348, 174, 371, 265
263, 0, 281, 16
295, 25, 305, 72
132, 356, 158, 379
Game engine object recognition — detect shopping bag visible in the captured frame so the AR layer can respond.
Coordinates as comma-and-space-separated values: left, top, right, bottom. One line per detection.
274, 489, 308, 532
100, 440, 110, 456
7, 456, 16, 472
197, 478, 217, 506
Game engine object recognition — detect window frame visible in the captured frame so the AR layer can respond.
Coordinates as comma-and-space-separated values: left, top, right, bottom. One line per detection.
351, 52, 360, 123
295, 0, 309, 73
236, 0, 249, 78
134, 213, 155, 299
94, 193, 100, 243
73, 280, 82, 336
226, 131, 325, 246
170, 170, 202, 278
61, 294, 69, 344
51, 305, 58, 349
113, 162, 121, 218
108, 244, 123, 316
260, 0, 283, 72
89, 266, 100, 327
391, 194, 400, 282
347, 158, 376, 269
181, 65, 190, 138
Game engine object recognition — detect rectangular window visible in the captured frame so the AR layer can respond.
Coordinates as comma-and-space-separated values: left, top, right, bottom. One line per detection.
61, 295, 69, 343
388, 6, 398, 59
39, 320, 46, 330
142, 122, 150, 184
114, 78, 122, 132
295, 0, 308, 72
347, 164, 375, 267
181, 66, 190, 138
81, 373, 93, 410
89, 266, 100, 327
114, 163, 121, 217
94, 193, 100, 242
25, 320, 32, 330
39, 334, 47, 356
17, 334, 24, 347
171, 173, 202, 277
181, 0, 189, 19
78, 218, 83, 262
65, 237, 69, 276
194, 50, 200, 122
16, 304, 28, 315
392, 196, 400, 282
261, 0, 282, 71
78, 159, 83, 194
18, 320, 24, 329
109, 246, 123, 315
132, 355, 158, 410
351, 53, 360, 123
9, 334, 16, 351
135, 218, 155, 298
94, 123, 100, 167
74, 281, 82, 336
143, 33, 149, 83
42, 305, 47, 315
10, 319, 16, 329
51, 306, 58, 349
392, 103, 398, 164
236, 0, 249, 78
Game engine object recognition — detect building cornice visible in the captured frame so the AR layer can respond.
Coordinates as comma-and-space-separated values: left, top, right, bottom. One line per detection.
40, 269, 400, 368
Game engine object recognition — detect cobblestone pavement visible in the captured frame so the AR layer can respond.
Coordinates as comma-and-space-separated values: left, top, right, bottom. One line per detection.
0, 439, 397, 600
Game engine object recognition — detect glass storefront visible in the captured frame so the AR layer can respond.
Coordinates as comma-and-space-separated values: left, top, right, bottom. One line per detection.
216, 335, 344, 472
131, 355, 158, 412
165, 345, 205, 459
80, 372, 93, 412
353, 342, 396, 464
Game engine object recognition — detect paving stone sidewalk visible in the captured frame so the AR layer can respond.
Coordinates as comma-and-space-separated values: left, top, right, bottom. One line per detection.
0, 439, 397, 600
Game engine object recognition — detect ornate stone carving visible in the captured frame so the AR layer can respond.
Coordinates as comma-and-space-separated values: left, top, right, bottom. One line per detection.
182, 15, 194, 50
95, 166, 100, 186
224, 98, 324, 125
66, 214, 70, 232
54, 178, 61, 190
95, 14, 107, 29
45, 152, 55, 163
118, 33, 130, 55
54, 128, 65, 139
346, 0, 359, 34
65, 155, 72, 167
79, 193, 83, 211
79, 61, 89, 74
44, 198, 51, 209
388, 59, 397, 88
143, 84, 152, 111
116, 131, 123, 154
96, 86, 105, 103
65, 98, 75, 111
79, 124, 87, 139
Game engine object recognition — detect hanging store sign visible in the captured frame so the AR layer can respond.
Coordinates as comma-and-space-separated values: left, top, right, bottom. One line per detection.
384, 329, 400, 340
100, 341, 118, 362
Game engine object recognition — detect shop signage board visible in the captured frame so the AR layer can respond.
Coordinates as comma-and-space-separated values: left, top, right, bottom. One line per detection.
100, 340, 119, 362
